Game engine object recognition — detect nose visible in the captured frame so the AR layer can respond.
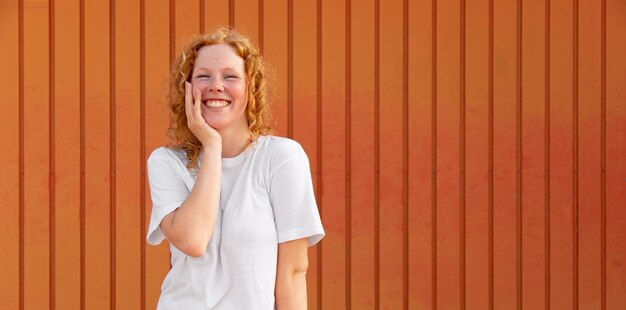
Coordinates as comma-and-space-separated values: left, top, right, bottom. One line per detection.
206, 77, 224, 92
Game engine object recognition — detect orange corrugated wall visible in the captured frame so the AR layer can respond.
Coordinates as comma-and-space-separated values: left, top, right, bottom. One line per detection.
1, 0, 625, 309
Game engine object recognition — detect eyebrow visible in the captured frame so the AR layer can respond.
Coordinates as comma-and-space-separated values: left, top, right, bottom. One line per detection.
194, 67, 240, 72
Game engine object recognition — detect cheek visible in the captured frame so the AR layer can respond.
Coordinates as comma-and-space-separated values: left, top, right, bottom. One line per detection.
192, 80, 209, 90
234, 84, 248, 102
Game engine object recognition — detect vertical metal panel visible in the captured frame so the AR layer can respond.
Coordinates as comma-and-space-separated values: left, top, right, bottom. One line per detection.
202, 0, 229, 32
54, 0, 81, 308
234, 0, 259, 46
435, 0, 461, 307
0, 0, 20, 308
320, 0, 347, 308
544, 1, 552, 309
24, 0, 51, 308
549, 0, 575, 308
84, 0, 112, 308
174, 0, 199, 56
430, 0, 437, 307
48, 2, 56, 309
521, 0, 547, 308
493, 0, 518, 308
349, 0, 376, 307
379, 0, 405, 307
578, 0, 603, 308
143, 1, 170, 309
262, 0, 288, 136
407, 0, 433, 308
465, 0, 491, 309
606, 0, 626, 308
290, 0, 320, 308
115, 0, 142, 308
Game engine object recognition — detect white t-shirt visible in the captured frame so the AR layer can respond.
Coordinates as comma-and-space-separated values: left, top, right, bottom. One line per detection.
146, 135, 325, 309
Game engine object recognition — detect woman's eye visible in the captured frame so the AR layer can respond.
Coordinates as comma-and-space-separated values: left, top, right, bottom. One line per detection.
196, 75, 209, 79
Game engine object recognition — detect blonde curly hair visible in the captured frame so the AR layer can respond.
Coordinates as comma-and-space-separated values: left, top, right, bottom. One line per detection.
167, 27, 273, 169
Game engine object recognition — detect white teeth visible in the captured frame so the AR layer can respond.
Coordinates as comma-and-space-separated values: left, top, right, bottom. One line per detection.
204, 100, 229, 108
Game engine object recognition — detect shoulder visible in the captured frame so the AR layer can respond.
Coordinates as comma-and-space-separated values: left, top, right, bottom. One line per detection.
257, 135, 308, 165
148, 146, 188, 168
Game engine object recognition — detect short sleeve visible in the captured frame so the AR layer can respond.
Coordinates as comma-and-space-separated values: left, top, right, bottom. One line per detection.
146, 148, 190, 245
269, 147, 325, 246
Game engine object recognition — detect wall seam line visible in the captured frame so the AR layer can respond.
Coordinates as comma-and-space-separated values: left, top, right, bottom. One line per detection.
488, 0, 494, 308
403, 0, 410, 308
79, 0, 86, 308
345, 0, 352, 308
316, 0, 323, 307
516, 0, 523, 307
573, 0, 579, 308
287, 0, 293, 139
139, 0, 146, 308
600, 0, 606, 308
431, 0, 437, 308
19, 0, 25, 307
460, 0, 466, 308
199, 0, 204, 33
229, 0, 234, 26
374, 0, 381, 308
259, 0, 264, 53
49, 0, 56, 308
545, 0, 551, 309
110, 0, 117, 307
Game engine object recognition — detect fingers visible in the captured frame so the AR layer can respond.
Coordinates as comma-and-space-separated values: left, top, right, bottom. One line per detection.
194, 87, 202, 119
186, 81, 204, 122
185, 81, 193, 118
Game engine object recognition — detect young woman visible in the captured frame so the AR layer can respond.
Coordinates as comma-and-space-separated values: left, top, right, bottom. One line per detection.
146, 28, 324, 309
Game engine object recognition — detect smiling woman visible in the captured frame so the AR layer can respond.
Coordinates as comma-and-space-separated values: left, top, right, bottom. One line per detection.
191, 44, 248, 134
145, 28, 325, 310
167, 28, 273, 168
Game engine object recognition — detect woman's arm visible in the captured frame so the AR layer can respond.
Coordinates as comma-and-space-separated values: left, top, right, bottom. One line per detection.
159, 82, 223, 257
275, 238, 309, 309
159, 147, 221, 257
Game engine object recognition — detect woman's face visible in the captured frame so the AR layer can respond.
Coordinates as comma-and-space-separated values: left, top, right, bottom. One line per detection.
190, 43, 248, 134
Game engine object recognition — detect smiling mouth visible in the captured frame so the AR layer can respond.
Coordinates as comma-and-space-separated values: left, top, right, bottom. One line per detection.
203, 99, 230, 108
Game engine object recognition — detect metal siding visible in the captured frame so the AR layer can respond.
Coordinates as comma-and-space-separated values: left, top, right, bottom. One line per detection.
2, 0, 624, 309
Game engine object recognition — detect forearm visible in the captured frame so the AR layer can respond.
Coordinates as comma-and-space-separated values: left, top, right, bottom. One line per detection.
166, 147, 222, 255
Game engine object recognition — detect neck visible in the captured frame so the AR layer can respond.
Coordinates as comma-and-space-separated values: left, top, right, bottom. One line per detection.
218, 125, 251, 158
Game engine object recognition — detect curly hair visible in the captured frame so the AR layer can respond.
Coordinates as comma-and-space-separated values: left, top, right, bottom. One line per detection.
167, 27, 273, 169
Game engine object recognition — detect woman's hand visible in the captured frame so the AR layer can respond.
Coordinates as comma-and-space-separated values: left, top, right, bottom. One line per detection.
185, 81, 222, 149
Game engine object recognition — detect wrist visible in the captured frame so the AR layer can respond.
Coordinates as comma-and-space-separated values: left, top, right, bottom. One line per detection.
201, 145, 222, 158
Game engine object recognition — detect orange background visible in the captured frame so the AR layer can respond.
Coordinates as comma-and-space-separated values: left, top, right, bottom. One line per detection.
1, 0, 625, 309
